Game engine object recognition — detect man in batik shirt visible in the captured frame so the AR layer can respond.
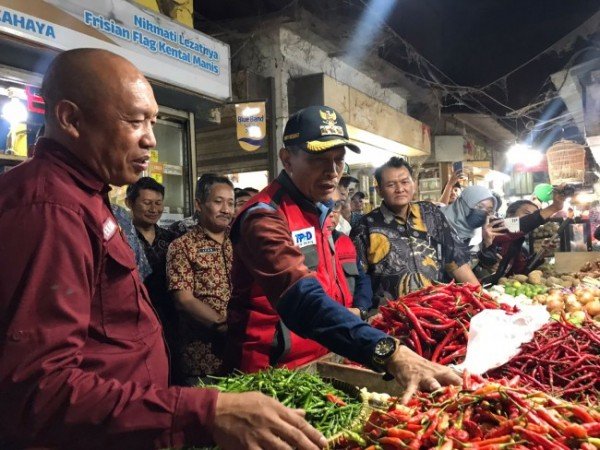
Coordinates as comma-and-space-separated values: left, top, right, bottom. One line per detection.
167, 175, 234, 384
351, 157, 478, 307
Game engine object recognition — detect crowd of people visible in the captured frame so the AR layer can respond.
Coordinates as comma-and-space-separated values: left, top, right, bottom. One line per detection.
0, 48, 573, 449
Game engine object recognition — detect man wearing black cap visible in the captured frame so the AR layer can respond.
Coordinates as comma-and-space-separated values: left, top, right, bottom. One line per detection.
227, 106, 460, 403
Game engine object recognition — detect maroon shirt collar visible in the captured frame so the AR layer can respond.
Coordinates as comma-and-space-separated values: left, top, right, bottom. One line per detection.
34, 137, 108, 194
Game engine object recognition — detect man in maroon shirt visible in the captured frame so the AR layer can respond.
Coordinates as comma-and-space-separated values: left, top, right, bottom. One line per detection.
0, 49, 325, 450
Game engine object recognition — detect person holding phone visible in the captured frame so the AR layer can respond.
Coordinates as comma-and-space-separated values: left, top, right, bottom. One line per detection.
476, 187, 568, 281
441, 185, 498, 245
439, 168, 464, 205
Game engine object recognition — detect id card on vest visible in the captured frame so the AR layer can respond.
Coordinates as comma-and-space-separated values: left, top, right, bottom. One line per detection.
291, 226, 316, 248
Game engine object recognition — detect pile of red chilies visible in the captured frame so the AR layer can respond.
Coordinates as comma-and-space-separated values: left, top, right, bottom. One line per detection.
487, 319, 600, 403
336, 374, 600, 450
371, 282, 516, 365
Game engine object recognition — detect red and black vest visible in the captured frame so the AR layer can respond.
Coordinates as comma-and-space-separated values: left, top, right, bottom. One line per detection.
333, 230, 359, 296
227, 172, 353, 372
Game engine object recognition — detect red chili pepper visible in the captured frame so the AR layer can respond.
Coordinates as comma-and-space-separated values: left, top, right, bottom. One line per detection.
569, 405, 596, 423
582, 422, 600, 437
525, 423, 550, 434
534, 406, 567, 431
514, 426, 569, 450
462, 370, 471, 390
484, 419, 518, 439
420, 319, 458, 330
563, 423, 588, 439
386, 428, 416, 439
401, 303, 436, 345
421, 415, 438, 441
438, 348, 466, 366
469, 435, 512, 447
406, 437, 421, 449
378, 436, 407, 447
409, 329, 423, 356
325, 392, 346, 406
410, 306, 451, 319
405, 422, 422, 432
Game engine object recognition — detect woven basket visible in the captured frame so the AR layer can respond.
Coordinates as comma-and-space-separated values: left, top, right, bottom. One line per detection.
546, 140, 586, 185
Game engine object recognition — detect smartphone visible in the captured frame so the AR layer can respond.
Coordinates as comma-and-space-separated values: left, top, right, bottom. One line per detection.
452, 161, 463, 173
503, 217, 520, 233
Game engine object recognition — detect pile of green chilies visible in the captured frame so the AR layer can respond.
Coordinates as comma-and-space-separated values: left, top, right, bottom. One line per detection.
198, 368, 363, 438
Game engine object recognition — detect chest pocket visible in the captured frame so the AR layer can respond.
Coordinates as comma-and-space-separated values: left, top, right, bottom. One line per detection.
99, 236, 157, 340
300, 244, 319, 271
341, 261, 359, 295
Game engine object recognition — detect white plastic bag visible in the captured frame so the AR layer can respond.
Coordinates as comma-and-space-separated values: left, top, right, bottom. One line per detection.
453, 305, 549, 375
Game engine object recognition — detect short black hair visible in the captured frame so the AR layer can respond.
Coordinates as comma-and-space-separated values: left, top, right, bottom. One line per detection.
339, 176, 359, 188
244, 187, 259, 195
374, 157, 413, 187
506, 200, 537, 217
196, 173, 234, 203
235, 189, 252, 201
126, 176, 165, 203
352, 191, 366, 201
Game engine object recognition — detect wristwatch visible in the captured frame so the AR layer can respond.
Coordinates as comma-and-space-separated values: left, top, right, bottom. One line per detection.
372, 337, 398, 372
359, 308, 368, 321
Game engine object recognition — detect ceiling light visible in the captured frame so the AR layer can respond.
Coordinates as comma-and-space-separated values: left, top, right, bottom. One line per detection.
1, 97, 28, 125
506, 143, 543, 166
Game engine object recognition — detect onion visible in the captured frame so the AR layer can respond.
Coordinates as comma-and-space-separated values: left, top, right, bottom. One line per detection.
570, 310, 586, 323
546, 293, 562, 303
584, 300, 600, 317
578, 291, 594, 305
565, 293, 578, 305
566, 300, 582, 313
546, 298, 564, 312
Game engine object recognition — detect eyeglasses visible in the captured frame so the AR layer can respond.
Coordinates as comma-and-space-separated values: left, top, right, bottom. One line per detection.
474, 204, 495, 215
332, 200, 345, 211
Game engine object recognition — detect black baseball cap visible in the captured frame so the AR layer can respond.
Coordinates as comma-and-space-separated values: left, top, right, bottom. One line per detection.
283, 106, 360, 154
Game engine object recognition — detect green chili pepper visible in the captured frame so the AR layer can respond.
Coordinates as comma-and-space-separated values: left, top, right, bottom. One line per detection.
197, 368, 362, 438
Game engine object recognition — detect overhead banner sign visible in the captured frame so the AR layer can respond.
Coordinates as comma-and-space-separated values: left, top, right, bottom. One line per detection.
235, 102, 266, 152
0, 0, 231, 100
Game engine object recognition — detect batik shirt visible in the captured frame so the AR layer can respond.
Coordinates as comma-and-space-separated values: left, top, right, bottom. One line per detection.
351, 201, 469, 304
166, 225, 233, 378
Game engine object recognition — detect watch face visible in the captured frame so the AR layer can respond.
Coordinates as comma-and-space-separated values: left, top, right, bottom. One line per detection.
375, 337, 396, 358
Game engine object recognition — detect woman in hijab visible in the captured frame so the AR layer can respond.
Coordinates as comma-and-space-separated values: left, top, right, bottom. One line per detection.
441, 185, 497, 244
